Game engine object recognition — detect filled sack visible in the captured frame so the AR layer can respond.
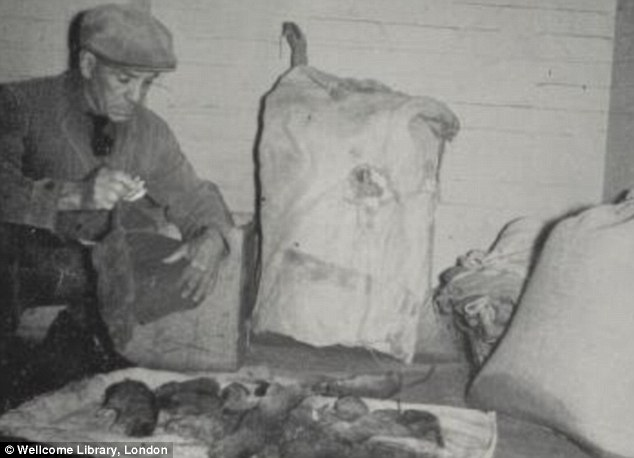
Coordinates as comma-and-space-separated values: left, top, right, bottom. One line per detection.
252, 66, 459, 362
468, 201, 634, 458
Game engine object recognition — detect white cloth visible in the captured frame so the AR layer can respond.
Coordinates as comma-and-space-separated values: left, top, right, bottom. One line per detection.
0, 367, 497, 458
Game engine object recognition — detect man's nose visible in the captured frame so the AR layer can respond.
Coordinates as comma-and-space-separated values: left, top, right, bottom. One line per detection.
125, 82, 144, 104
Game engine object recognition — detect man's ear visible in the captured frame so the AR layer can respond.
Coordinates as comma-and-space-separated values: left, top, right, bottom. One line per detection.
78, 50, 97, 80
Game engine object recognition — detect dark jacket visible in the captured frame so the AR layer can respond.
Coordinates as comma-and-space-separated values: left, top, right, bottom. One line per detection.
0, 72, 233, 241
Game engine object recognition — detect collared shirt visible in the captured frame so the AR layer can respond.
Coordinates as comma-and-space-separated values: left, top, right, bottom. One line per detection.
0, 72, 233, 242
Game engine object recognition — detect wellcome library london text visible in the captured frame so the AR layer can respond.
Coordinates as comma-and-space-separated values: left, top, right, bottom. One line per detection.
8, 444, 170, 456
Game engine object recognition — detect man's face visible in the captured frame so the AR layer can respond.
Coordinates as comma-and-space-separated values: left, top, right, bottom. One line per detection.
81, 52, 159, 123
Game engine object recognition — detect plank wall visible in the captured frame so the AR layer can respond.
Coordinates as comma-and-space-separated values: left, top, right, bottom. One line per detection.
149, 0, 618, 277
0, 0, 618, 279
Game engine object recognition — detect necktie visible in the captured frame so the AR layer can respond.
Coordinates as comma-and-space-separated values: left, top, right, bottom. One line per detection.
91, 116, 115, 157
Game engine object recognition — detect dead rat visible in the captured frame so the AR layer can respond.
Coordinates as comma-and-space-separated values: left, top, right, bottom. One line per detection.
102, 379, 158, 437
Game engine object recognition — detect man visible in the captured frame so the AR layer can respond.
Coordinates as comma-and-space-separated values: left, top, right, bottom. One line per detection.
0, 4, 233, 395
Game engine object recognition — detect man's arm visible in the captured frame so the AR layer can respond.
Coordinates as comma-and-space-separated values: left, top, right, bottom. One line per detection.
145, 120, 234, 242
0, 86, 64, 230
146, 120, 235, 301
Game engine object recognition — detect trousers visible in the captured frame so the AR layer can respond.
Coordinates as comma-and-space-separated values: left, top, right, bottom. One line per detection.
0, 220, 198, 348
0, 223, 96, 339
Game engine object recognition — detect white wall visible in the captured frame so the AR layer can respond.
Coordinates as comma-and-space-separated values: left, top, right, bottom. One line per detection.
0, 0, 143, 81
0, 0, 618, 279
149, 0, 617, 277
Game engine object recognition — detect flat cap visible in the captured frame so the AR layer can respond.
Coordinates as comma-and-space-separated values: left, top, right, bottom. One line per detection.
79, 4, 177, 71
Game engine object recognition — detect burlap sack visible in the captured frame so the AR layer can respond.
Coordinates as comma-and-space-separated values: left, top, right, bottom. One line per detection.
253, 65, 459, 362
468, 201, 634, 458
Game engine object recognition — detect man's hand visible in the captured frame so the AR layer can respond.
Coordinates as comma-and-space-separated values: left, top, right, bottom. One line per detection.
89, 167, 146, 209
163, 228, 228, 302
58, 167, 146, 211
